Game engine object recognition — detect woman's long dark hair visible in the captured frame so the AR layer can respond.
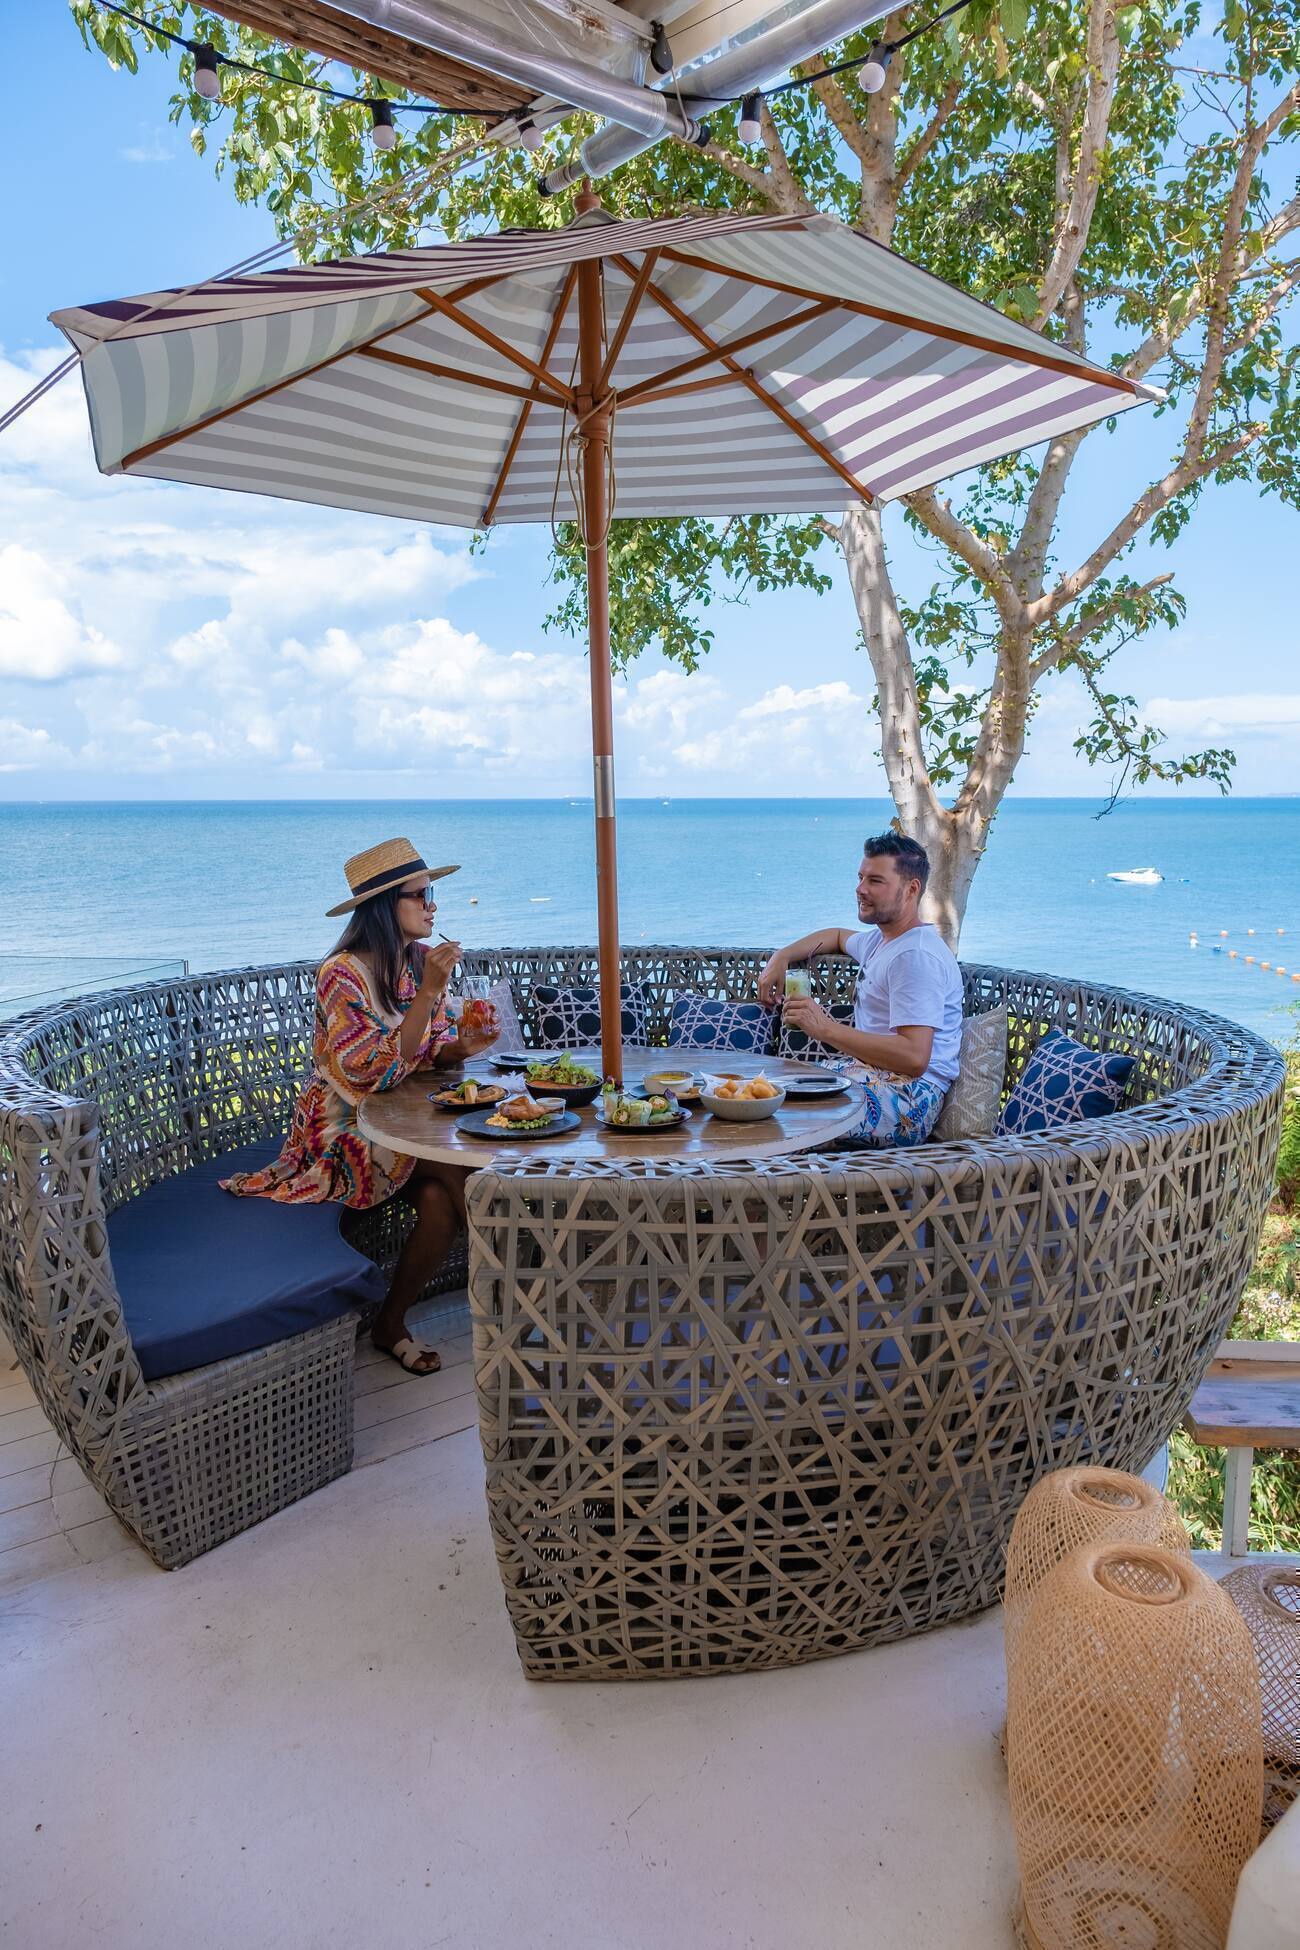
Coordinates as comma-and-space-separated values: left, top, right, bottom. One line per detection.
333, 889, 422, 1015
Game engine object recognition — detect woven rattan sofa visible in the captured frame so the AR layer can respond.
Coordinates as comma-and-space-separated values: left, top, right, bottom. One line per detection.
0, 952, 1283, 1623
455, 950, 1285, 1679
0, 966, 462, 1569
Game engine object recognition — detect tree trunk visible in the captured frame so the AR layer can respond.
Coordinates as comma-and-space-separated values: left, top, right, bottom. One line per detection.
840, 502, 998, 949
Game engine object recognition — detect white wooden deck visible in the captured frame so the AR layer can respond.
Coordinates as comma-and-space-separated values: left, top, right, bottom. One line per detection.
0, 1291, 476, 1596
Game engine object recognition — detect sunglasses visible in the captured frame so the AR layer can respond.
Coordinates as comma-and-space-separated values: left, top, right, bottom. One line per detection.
397, 886, 435, 907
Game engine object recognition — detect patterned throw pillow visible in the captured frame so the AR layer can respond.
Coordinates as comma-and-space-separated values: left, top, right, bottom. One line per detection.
777, 1000, 853, 1066
532, 981, 649, 1050
995, 1026, 1135, 1138
932, 1006, 1008, 1142
668, 993, 776, 1053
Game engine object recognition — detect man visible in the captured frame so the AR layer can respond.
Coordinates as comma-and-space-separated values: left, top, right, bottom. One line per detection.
757, 832, 963, 1149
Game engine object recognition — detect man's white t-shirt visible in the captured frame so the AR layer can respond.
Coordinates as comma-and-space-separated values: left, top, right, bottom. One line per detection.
842, 923, 964, 1090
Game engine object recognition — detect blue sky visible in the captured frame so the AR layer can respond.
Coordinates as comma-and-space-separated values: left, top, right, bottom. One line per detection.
2, 6, 1297, 800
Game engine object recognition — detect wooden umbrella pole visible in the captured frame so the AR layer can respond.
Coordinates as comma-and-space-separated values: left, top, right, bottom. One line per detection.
575, 219, 623, 1086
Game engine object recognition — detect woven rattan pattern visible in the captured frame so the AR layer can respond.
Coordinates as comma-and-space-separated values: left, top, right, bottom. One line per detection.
1221, 1564, 1300, 1829
1003, 1465, 1190, 1674
1008, 1543, 1262, 1950
457, 951, 1284, 1679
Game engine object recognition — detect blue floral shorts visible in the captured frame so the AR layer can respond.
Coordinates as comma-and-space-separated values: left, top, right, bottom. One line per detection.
833, 1065, 945, 1150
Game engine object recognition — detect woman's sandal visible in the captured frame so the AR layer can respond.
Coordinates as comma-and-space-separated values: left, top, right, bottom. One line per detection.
376, 1337, 442, 1376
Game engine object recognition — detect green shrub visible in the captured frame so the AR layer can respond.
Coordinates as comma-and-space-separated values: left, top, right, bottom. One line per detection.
1276, 1031, 1300, 1209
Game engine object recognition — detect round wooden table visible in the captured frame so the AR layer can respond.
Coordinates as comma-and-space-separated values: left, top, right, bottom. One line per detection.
358, 1045, 865, 1167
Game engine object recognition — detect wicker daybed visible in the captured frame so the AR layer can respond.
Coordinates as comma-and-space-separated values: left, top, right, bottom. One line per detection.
0, 952, 1283, 1655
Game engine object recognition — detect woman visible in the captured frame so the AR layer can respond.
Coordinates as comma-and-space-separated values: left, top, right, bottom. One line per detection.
222, 837, 497, 1375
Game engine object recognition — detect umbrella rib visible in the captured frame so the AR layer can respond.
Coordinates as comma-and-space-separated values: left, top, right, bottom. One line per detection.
482, 264, 579, 527
623, 371, 744, 409
414, 286, 573, 404
616, 299, 839, 409
660, 247, 1143, 398
614, 257, 873, 506
359, 343, 563, 407
596, 250, 661, 395
116, 272, 517, 471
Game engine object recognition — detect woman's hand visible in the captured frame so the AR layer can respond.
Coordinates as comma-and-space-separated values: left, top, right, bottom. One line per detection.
452, 1015, 499, 1059
757, 951, 788, 1007
419, 939, 461, 1004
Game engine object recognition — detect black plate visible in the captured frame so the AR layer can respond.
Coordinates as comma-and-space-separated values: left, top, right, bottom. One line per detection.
456, 1107, 581, 1142
777, 1074, 848, 1099
487, 1049, 534, 1071
596, 1106, 693, 1134
428, 1084, 507, 1114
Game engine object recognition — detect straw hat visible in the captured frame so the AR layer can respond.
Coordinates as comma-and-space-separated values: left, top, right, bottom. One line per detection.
326, 838, 459, 917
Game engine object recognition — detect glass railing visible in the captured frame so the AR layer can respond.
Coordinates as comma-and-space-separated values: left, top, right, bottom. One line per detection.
0, 956, 190, 1021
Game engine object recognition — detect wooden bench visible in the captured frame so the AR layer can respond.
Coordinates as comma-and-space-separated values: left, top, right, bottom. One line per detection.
1183, 1341, 1300, 1556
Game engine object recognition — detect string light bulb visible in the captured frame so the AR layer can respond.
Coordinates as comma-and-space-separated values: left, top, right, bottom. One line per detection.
738, 92, 763, 145
859, 42, 893, 93
368, 99, 396, 151
192, 42, 221, 101
518, 118, 543, 152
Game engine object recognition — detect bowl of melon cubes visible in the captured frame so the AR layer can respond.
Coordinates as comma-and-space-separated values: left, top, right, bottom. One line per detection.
697, 1073, 786, 1121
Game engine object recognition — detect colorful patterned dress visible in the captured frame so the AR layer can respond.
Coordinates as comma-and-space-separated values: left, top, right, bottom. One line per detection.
221, 950, 455, 1209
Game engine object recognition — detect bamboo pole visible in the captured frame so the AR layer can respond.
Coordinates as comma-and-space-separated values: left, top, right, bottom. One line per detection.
575, 191, 623, 1085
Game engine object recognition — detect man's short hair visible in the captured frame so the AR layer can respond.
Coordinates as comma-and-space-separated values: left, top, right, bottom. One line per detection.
863, 831, 931, 892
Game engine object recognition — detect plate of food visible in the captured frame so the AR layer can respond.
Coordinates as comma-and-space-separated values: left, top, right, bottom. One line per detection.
521, 1053, 603, 1107
773, 1067, 847, 1099
641, 1068, 701, 1102
429, 1077, 507, 1113
699, 1075, 786, 1122
457, 1095, 580, 1141
597, 1089, 692, 1133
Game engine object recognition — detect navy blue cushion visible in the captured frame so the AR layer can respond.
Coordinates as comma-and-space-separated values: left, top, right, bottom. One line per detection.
108, 1142, 385, 1382
532, 981, 649, 1049
778, 1000, 853, 1065
996, 1028, 1136, 1138
668, 993, 776, 1053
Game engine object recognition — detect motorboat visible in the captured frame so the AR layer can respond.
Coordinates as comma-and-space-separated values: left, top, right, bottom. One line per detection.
1107, 867, 1164, 885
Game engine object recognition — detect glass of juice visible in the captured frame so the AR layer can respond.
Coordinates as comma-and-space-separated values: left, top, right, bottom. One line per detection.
456, 976, 497, 1038
784, 962, 813, 1001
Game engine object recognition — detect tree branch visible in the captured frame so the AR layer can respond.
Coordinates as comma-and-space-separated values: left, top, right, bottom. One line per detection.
756, 99, 816, 214
688, 138, 776, 203
839, 502, 943, 830
1030, 572, 1176, 680
797, 62, 873, 172
905, 487, 1026, 629
1038, 427, 1263, 618
1123, 182, 1300, 382
1224, 256, 1300, 357
1033, 0, 1122, 326
895, 75, 963, 188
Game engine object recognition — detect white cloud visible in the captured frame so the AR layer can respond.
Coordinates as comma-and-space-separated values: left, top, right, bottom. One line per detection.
120, 134, 175, 164
1144, 693, 1300, 736
0, 544, 126, 681
738, 680, 859, 721
0, 718, 74, 773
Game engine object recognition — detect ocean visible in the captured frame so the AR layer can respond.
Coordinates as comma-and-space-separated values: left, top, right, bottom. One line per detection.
0, 798, 1296, 1042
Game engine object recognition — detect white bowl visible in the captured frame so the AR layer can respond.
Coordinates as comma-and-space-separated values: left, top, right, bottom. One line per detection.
698, 1081, 786, 1122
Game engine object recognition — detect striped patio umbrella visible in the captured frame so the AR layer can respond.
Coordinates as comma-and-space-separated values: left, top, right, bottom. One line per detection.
53, 199, 1157, 1080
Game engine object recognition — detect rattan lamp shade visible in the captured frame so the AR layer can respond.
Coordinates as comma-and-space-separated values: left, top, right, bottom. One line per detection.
1221, 1566, 1300, 1829
1004, 1466, 1190, 1673
1008, 1543, 1263, 1950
